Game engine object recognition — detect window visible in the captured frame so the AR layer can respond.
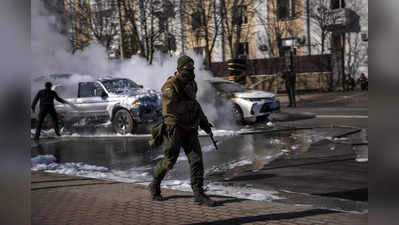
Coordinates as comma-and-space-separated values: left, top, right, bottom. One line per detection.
159, 17, 168, 32
330, 0, 345, 9
277, 0, 295, 20
237, 42, 249, 57
232, 6, 248, 25
79, 0, 85, 7
54, 85, 76, 98
78, 82, 104, 97
101, 79, 140, 94
80, 19, 89, 30
191, 11, 204, 30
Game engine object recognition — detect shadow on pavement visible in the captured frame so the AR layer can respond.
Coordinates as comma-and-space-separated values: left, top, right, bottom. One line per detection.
260, 156, 356, 171
271, 111, 315, 122
214, 197, 248, 206
223, 173, 276, 182
185, 208, 337, 225
31, 182, 120, 191
315, 188, 368, 202
163, 195, 193, 201
163, 195, 248, 207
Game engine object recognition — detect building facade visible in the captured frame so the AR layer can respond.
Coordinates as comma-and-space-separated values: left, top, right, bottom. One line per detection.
54, 0, 367, 78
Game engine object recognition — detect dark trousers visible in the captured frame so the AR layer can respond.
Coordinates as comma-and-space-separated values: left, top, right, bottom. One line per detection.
152, 125, 204, 193
285, 81, 296, 107
35, 107, 60, 139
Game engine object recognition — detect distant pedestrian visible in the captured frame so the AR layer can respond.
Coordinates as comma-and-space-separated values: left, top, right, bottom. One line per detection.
31, 82, 71, 140
282, 69, 296, 107
358, 73, 368, 91
344, 74, 355, 91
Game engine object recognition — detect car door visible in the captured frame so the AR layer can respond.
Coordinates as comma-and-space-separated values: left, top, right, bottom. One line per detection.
53, 84, 79, 119
76, 82, 110, 118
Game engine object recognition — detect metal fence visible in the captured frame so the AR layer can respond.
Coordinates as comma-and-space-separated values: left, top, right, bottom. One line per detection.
210, 54, 332, 77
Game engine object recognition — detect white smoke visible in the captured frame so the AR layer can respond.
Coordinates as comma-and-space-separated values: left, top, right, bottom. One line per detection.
31, 0, 236, 127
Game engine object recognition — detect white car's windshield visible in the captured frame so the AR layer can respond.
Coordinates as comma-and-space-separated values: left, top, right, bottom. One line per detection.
102, 79, 141, 93
212, 82, 247, 93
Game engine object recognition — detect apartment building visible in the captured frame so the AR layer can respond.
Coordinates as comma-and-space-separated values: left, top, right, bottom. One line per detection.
55, 0, 367, 78
181, 0, 310, 64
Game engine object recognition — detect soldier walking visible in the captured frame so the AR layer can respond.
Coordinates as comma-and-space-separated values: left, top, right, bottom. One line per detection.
31, 82, 70, 140
149, 55, 215, 207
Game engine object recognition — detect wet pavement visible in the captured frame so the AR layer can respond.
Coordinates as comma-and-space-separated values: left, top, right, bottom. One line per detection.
31, 91, 368, 214
31, 125, 367, 212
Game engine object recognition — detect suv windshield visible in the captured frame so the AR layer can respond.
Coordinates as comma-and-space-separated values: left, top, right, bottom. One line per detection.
101, 79, 141, 93
212, 82, 247, 93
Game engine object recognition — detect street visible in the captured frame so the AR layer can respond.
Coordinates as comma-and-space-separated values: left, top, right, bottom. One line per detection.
31, 91, 368, 214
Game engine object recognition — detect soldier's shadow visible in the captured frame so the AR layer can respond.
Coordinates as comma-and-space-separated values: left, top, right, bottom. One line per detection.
163, 195, 247, 207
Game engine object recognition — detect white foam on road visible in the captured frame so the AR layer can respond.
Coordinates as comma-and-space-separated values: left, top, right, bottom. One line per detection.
31, 154, 281, 201
32, 128, 247, 139
355, 157, 368, 163
227, 159, 253, 169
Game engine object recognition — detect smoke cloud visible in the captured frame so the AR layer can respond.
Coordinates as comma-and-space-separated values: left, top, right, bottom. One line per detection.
31, 0, 237, 127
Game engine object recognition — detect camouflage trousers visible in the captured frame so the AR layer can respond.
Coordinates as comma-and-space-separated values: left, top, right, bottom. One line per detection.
152, 124, 204, 193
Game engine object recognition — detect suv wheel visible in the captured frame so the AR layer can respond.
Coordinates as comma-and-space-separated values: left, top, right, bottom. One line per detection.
232, 104, 244, 124
43, 115, 64, 132
113, 109, 135, 134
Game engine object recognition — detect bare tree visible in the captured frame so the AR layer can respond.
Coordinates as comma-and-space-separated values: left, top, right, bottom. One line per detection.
256, 0, 304, 57
120, 0, 176, 64
308, 0, 332, 55
89, 1, 120, 51
64, 0, 92, 52
219, 0, 260, 59
183, 0, 220, 68
345, 0, 368, 78
64, 0, 120, 56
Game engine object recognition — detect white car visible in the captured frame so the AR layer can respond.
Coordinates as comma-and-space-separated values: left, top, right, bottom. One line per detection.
31, 74, 162, 134
208, 78, 280, 123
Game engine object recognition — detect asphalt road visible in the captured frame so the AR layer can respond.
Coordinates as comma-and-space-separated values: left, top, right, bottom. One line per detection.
208, 91, 368, 212
31, 91, 368, 213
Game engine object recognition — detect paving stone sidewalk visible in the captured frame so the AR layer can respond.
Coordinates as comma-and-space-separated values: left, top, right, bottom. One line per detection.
32, 172, 367, 225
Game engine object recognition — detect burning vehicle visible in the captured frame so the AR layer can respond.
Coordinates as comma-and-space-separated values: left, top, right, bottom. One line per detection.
31, 74, 162, 134
208, 78, 280, 123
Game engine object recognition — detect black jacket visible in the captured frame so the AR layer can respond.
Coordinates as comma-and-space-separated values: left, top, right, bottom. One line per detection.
32, 89, 67, 110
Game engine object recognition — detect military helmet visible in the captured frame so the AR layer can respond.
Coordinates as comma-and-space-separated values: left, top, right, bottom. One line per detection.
177, 55, 194, 71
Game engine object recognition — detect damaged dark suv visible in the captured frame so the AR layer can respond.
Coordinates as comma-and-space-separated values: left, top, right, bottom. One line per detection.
31, 74, 162, 134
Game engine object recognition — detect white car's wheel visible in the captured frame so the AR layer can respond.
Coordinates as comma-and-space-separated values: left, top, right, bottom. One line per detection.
232, 104, 244, 124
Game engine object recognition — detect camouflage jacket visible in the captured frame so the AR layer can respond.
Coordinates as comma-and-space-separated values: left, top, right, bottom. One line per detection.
161, 72, 210, 132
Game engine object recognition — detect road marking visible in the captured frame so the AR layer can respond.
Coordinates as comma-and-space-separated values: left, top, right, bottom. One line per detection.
316, 115, 368, 119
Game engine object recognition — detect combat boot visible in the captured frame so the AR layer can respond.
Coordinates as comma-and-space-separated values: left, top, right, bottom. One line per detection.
194, 191, 216, 207
148, 181, 164, 201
